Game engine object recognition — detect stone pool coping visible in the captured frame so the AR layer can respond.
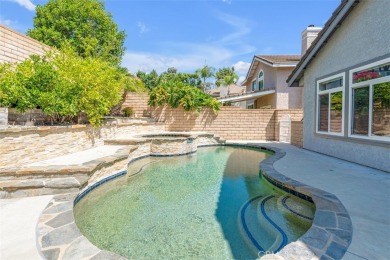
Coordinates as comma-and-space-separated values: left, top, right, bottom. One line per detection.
36, 144, 352, 260
256, 144, 353, 259
0, 146, 135, 198
104, 131, 221, 145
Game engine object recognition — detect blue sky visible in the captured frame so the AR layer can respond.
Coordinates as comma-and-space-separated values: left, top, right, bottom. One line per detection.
0, 0, 340, 82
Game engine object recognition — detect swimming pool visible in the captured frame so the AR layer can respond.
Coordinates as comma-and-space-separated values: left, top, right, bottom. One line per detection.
74, 146, 314, 259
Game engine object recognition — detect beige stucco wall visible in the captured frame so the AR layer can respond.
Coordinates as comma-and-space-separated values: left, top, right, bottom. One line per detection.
0, 25, 50, 63
245, 61, 276, 93
275, 68, 303, 109
255, 94, 275, 109
302, 0, 390, 172
243, 61, 301, 109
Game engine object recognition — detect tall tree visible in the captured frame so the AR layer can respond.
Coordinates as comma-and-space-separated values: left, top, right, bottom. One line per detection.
196, 65, 215, 92
215, 67, 239, 86
27, 0, 126, 66
219, 74, 239, 86
136, 70, 160, 91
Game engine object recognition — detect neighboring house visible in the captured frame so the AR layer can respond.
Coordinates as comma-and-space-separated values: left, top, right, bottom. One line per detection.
208, 84, 246, 108
240, 55, 302, 109
287, 0, 390, 172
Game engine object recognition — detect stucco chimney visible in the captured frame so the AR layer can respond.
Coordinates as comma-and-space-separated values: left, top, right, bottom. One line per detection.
301, 25, 322, 55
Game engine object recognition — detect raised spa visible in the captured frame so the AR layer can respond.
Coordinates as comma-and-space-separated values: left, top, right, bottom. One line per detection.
74, 146, 315, 259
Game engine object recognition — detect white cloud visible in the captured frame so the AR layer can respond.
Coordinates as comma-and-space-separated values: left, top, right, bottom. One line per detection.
233, 61, 251, 85
233, 61, 251, 75
215, 12, 251, 44
122, 44, 235, 74
137, 22, 150, 35
8, 0, 36, 11
222, 0, 232, 4
122, 12, 255, 76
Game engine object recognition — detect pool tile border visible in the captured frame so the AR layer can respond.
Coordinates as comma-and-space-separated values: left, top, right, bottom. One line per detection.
252, 144, 353, 260
37, 144, 352, 260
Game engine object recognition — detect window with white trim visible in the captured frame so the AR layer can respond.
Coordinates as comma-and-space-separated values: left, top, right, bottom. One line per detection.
258, 70, 264, 91
251, 80, 256, 91
349, 58, 390, 140
316, 73, 345, 135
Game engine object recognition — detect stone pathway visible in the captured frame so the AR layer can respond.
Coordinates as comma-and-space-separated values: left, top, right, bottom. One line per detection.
37, 193, 125, 260
28, 145, 127, 167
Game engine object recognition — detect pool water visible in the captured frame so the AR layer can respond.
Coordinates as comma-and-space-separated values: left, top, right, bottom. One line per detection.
74, 146, 314, 259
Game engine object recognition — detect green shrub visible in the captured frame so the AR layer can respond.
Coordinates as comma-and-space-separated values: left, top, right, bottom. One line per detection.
148, 82, 221, 113
0, 48, 143, 126
122, 107, 134, 117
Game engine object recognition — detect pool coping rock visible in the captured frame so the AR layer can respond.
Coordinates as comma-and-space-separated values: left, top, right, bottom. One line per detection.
254, 144, 353, 260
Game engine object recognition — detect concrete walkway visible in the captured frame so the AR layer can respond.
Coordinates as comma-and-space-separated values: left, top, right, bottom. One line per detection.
0, 195, 53, 260
231, 141, 390, 260
0, 142, 389, 259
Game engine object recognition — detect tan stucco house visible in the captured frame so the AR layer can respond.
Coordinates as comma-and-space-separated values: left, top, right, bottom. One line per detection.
287, 0, 390, 172
241, 55, 302, 109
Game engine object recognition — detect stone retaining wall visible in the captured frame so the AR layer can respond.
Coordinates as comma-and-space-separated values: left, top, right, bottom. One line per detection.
0, 122, 165, 169
7, 108, 89, 126
0, 108, 7, 129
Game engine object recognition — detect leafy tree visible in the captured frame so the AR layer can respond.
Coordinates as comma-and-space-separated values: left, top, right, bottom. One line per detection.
196, 65, 215, 92
27, 0, 126, 66
137, 68, 201, 91
0, 63, 19, 107
215, 67, 239, 86
136, 70, 160, 91
219, 74, 239, 86
148, 82, 221, 113
0, 49, 143, 126
167, 67, 177, 74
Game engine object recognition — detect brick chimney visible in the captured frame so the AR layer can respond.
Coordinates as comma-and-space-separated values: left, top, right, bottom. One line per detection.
301, 25, 322, 55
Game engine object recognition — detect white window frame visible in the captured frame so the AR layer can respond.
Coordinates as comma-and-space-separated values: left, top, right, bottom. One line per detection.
348, 57, 390, 142
316, 72, 345, 136
258, 70, 264, 91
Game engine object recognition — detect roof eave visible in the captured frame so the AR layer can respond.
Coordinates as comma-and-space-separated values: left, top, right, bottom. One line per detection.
287, 0, 360, 87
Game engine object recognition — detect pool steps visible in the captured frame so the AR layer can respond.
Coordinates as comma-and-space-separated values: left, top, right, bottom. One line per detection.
239, 194, 314, 256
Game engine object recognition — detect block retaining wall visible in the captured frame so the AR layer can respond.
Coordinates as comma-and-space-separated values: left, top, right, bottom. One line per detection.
291, 121, 303, 147
0, 25, 50, 63
123, 93, 304, 143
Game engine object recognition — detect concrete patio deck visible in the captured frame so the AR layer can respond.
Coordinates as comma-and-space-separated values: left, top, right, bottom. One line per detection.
0, 142, 389, 259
